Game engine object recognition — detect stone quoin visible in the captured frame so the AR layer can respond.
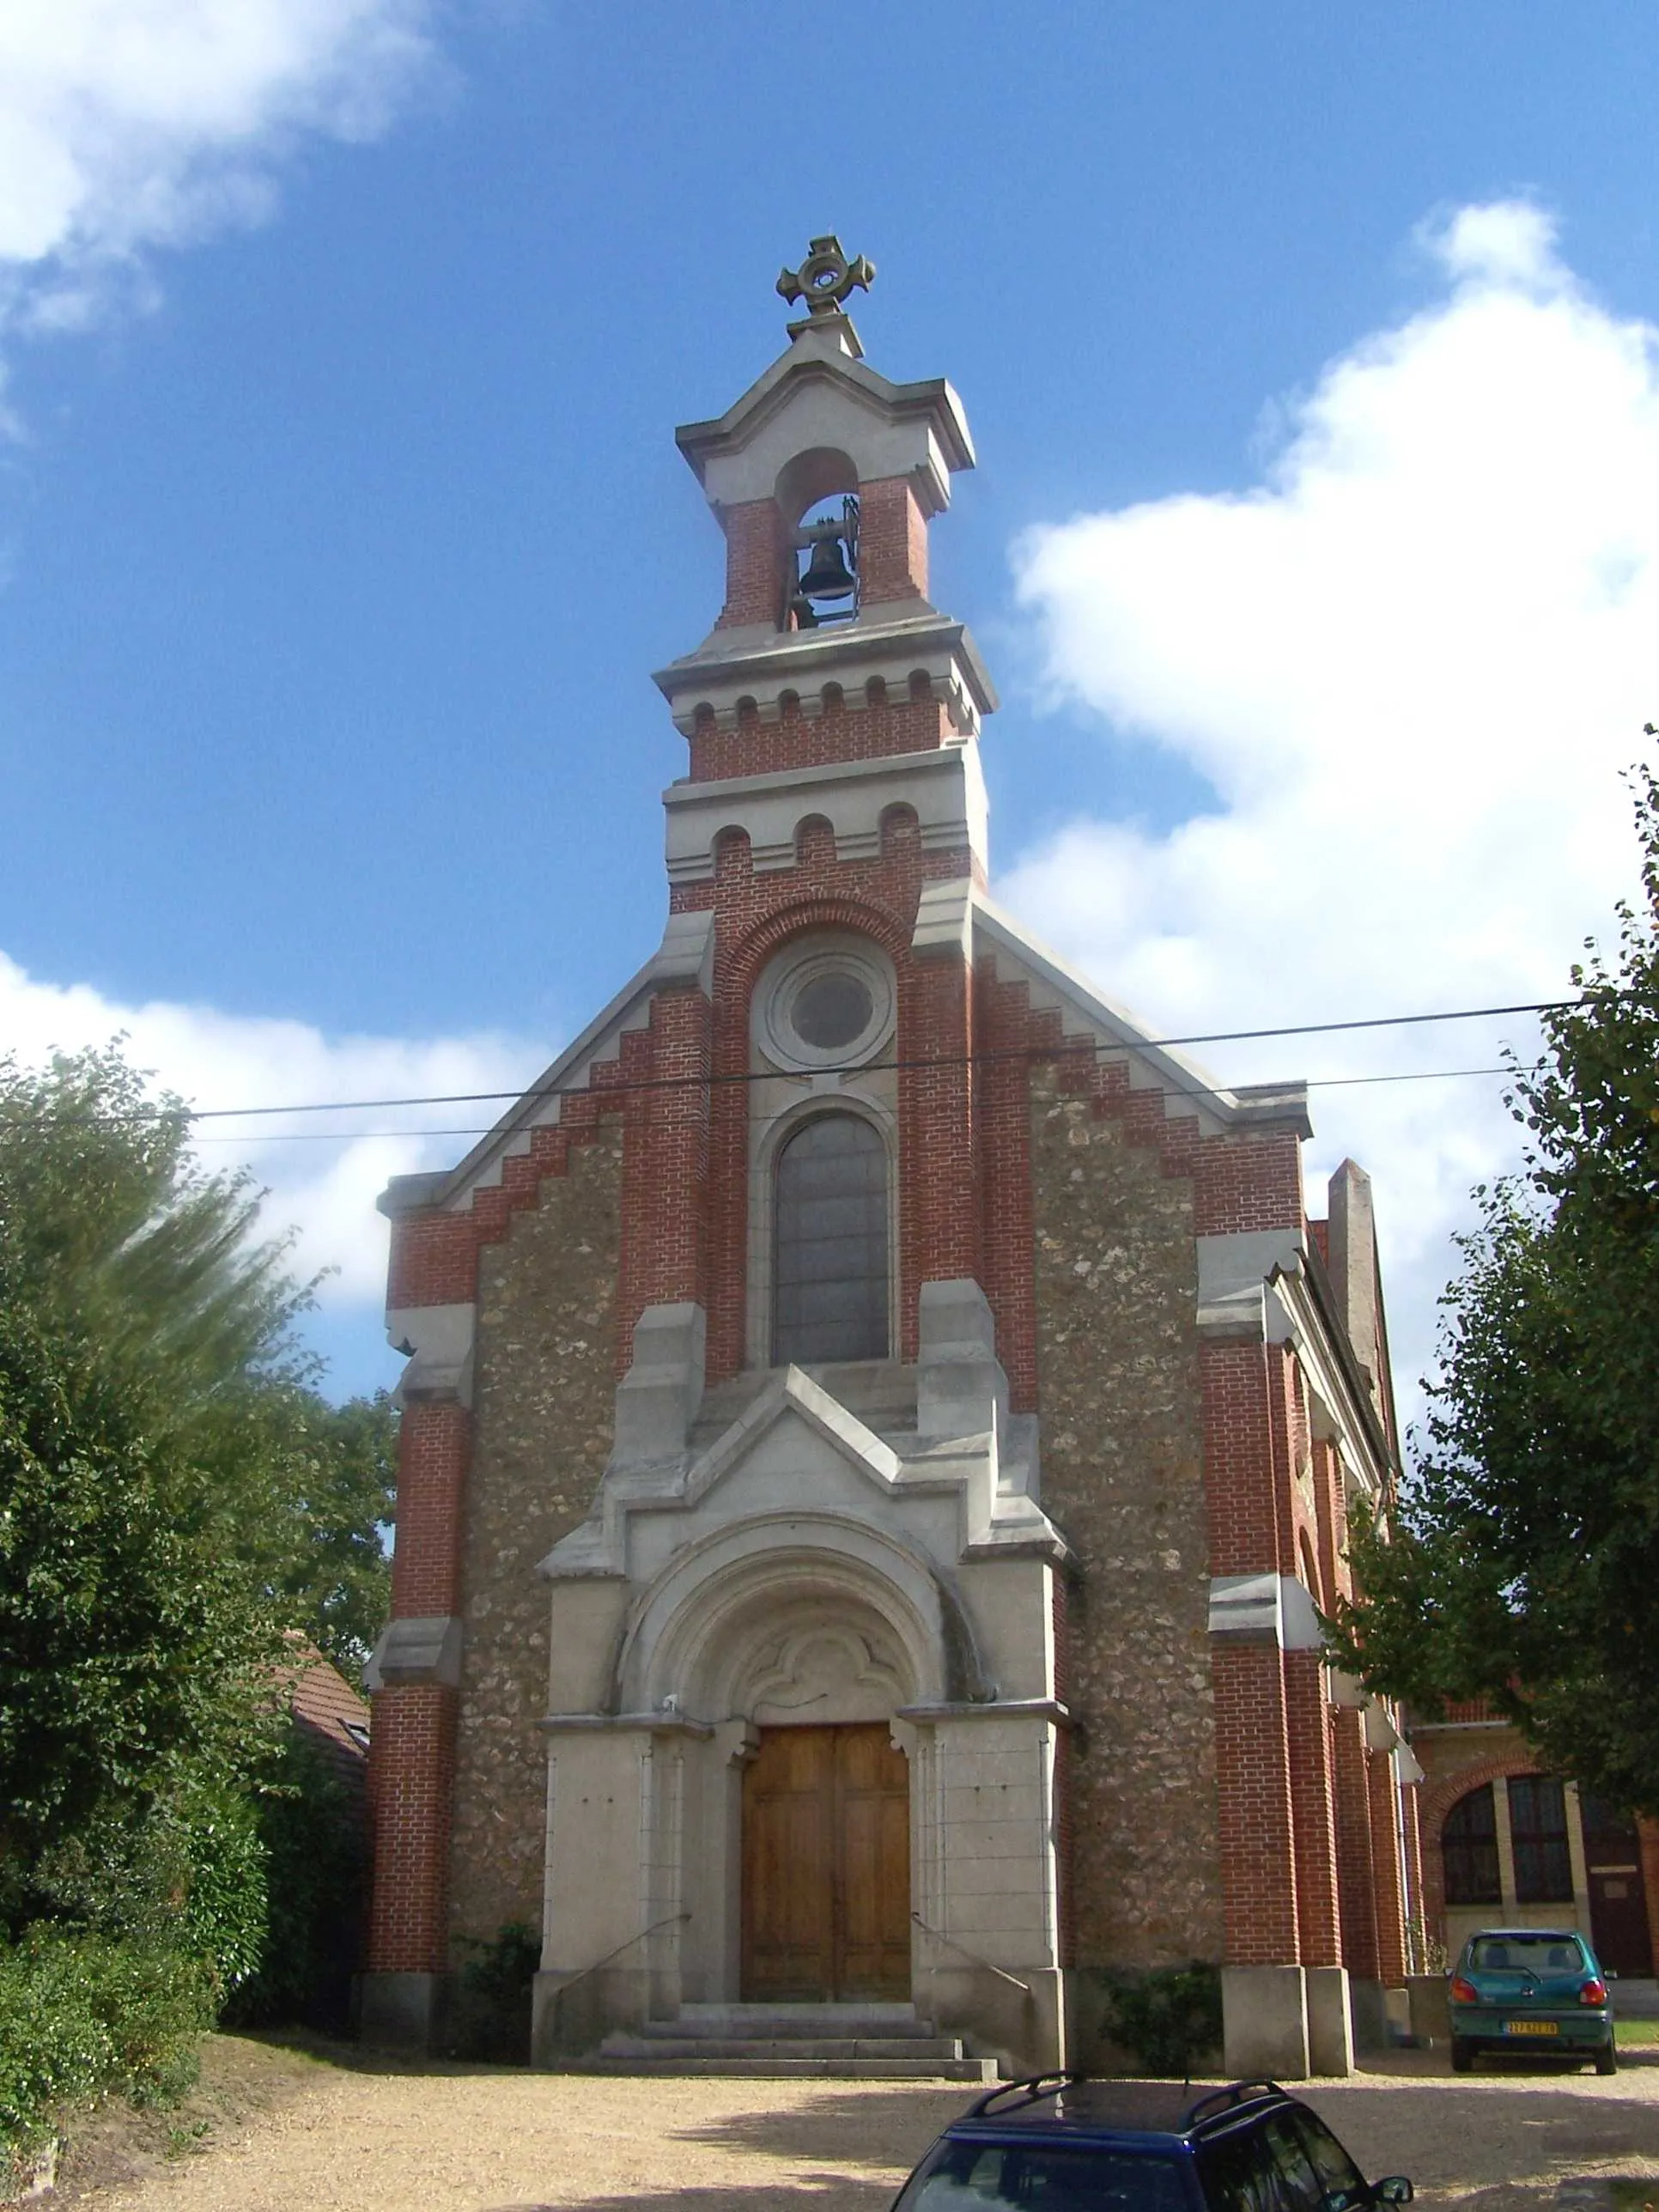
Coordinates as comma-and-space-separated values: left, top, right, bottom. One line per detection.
361, 242, 1420, 2080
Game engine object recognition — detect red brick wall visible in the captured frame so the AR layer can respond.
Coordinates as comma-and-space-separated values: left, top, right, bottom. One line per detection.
390, 1401, 471, 1617
366, 1685, 458, 1974
1286, 1650, 1342, 1967
1368, 1746, 1409, 1984
1333, 1708, 1381, 1978
686, 682, 956, 784
858, 475, 929, 604
1211, 1641, 1301, 1966
714, 498, 791, 630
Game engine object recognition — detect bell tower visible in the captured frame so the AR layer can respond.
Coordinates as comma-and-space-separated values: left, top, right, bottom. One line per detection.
654, 234, 996, 896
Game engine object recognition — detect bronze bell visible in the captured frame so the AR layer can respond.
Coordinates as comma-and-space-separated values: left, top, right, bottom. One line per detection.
797, 523, 856, 602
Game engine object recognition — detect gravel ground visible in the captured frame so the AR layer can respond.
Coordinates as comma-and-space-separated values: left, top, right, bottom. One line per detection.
63, 2039, 1659, 2212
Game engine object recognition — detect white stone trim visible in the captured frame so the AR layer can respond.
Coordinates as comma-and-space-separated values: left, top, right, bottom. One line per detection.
1206, 1571, 1325, 1650
663, 741, 988, 884
655, 614, 995, 739
672, 327, 975, 515
384, 1299, 475, 1404
753, 935, 896, 1073
617, 1510, 950, 1716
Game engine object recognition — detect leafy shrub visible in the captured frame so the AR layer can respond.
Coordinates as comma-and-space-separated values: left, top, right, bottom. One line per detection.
451, 1922, 540, 2063
0, 1929, 214, 2180
1103, 1961, 1223, 2078
226, 1732, 365, 2030
24, 1785, 267, 1995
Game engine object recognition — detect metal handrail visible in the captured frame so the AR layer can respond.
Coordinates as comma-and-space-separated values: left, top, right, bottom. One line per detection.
546, 1911, 690, 1997
911, 1911, 1034, 1995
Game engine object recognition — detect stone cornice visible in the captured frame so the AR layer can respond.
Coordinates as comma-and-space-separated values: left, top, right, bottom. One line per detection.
653, 611, 998, 738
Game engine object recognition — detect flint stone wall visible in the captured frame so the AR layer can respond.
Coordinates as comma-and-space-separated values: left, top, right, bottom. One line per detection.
1030, 1074, 1224, 1968
447, 1126, 623, 1954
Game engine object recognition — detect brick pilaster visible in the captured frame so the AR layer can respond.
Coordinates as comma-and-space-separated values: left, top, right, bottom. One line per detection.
1367, 1746, 1409, 1984
715, 498, 791, 629
1212, 1640, 1301, 1965
1202, 1337, 1304, 1966
1333, 1707, 1380, 1978
618, 982, 711, 1359
857, 475, 929, 605
1285, 1652, 1342, 1966
975, 960, 1041, 1410
389, 1399, 471, 1617
1638, 1817, 1659, 1973
366, 1390, 472, 1978
366, 1685, 459, 1973
902, 947, 980, 1337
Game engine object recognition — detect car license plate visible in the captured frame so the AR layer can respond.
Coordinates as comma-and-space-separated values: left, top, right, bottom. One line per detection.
1504, 2020, 1559, 2035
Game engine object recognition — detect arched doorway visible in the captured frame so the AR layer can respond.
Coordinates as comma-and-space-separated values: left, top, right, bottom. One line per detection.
618, 1517, 945, 2011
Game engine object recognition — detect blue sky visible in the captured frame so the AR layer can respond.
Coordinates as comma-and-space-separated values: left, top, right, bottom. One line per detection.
4, 3, 1659, 1416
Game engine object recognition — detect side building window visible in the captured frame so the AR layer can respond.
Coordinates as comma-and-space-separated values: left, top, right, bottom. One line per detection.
774, 1112, 889, 1365
1510, 1775, 1574, 1903
1442, 1784, 1502, 1906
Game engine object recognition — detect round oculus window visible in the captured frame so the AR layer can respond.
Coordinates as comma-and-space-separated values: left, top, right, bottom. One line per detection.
757, 943, 894, 1073
790, 972, 873, 1051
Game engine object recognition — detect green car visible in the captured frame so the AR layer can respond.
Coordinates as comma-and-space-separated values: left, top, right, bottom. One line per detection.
1447, 1929, 1616, 2075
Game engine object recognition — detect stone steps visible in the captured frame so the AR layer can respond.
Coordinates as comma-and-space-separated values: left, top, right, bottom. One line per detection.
591, 2002, 998, 2081
586, 2052, 999, 2080
1613, 1977, 1659, 2019
605, 2034, 969, 2061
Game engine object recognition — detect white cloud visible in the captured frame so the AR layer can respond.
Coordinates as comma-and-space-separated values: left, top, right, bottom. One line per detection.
0, 0, 446, 368
0, 949, 546, 1311
1004, 202, 1659, 1429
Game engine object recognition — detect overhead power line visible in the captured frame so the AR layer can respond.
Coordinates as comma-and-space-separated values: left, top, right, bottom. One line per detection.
182, 1056, 1546, 1145
154, 992, 1580, 1127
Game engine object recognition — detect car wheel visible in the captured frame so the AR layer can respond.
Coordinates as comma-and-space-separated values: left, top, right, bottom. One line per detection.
1450, 2039, 1473, 2075
1595, 2043, 1618, 2076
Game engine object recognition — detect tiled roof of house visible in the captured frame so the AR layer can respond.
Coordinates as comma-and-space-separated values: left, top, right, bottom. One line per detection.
277, 1637, 371, 1809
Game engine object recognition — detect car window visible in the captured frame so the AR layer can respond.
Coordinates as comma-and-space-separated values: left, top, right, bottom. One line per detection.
896, 2143, 1191, 2212
1257, 2115, 1327, 2212
1291, 2115, 1368, 2211
1196, 2127, 1279, 2212
1468, 1936, 1587, 1974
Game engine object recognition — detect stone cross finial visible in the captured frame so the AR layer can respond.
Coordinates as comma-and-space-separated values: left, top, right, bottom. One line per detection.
776, 235, 875, 323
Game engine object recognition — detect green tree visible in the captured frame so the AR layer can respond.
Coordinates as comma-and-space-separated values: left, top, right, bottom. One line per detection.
0, 1291, 285, 1893
1332, 769, 1659, 1814
0, 1043, 392, 1886
247, 1388, 396, 1672
0, 1043, 393, 1667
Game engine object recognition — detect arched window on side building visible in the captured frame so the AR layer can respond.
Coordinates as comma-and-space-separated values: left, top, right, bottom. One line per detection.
1509, 1775, 1573, 1903
1442, 1783, 1502, 1906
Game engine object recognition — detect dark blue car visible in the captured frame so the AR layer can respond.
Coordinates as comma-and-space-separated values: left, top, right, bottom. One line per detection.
890, 2076, 1413, 2212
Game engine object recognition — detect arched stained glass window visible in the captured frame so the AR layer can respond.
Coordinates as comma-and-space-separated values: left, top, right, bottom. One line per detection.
774, 1113, 889, 1365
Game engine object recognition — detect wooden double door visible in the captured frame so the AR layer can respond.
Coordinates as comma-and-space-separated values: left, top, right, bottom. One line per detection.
740, 1723, 911, 2002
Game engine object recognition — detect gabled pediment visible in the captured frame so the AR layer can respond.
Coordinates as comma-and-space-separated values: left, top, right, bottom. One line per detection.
675, 322, 975, 518
682, 1364, 907, 1507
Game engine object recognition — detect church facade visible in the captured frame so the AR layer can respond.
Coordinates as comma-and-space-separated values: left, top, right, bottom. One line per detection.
362, 240, 1421, 2080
